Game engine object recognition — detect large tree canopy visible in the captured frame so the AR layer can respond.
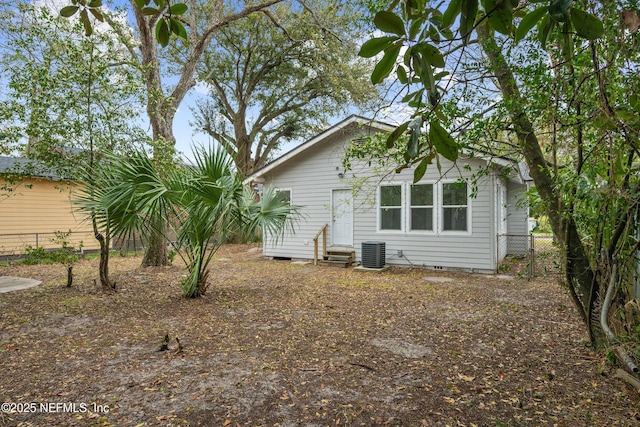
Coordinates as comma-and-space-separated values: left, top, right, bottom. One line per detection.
57, 0, 307, 266
0, 0, 148, 176
192, 1, 378, 176
359, 0, 640, 364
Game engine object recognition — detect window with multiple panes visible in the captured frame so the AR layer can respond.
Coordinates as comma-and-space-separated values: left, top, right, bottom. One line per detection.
410, 184, 433, 231
442, 182, 468, 231
379, 185, 402, 230
378, 181, 469, 233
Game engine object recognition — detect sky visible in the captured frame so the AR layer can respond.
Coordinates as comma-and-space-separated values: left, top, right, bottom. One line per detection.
3, 0, 412, 164
85, 0, 413, 163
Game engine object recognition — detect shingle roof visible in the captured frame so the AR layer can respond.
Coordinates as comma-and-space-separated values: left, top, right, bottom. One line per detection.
0, 156, 63, 180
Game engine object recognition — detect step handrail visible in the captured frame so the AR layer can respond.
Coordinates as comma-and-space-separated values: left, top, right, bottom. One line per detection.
313, 224, 328, 265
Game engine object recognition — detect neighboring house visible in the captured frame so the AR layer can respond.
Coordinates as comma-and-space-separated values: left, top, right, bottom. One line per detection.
245, 115, 531, 273
0, 156, 96, 256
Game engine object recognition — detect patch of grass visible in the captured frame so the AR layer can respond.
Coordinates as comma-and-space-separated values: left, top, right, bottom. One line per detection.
59, 295, 90, 312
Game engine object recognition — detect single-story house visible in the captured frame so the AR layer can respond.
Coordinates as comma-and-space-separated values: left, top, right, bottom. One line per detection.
0, 156, 97, 256
245, 115, 531, 273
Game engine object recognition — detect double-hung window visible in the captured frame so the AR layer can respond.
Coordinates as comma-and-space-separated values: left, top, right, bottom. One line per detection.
379, 185, 402, 231
377, 181, 469, 233
442, 182, 468, 231
410, 184, 434, 231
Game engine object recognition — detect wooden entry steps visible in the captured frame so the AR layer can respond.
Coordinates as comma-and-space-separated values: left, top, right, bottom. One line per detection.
319, 249, 356, 268
313, 224, 355, 267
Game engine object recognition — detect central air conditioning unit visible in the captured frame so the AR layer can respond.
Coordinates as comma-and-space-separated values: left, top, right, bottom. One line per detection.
361, 241, 385, 268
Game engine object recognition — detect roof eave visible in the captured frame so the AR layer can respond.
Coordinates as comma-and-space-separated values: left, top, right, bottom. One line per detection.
243, 115, 395, 185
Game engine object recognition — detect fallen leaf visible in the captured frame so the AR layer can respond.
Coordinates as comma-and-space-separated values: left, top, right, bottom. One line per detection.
458, 374, 475, 382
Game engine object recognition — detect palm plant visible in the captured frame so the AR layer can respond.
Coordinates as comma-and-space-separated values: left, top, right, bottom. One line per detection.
75, 146, 299, 297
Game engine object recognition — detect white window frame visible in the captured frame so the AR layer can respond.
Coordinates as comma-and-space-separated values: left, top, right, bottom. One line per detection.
274, 187, 292, 205
439, 180, 472, 235
408, 181, 436, 234
377, 182, 404, 233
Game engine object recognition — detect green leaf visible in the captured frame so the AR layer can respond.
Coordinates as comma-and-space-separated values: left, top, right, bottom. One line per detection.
460, 0, 479, 43
430, 120, 459, 162
59, 5, 79, 17
413, 156, 429, 183
630, 94, 640, 114
442, 0, 461, 28
440, 27, 454, 39
434, 70, 449, 79
133, 0, 147, 9
548, 0, 571, 23
411, 42, 445, 68
358, 36, 399, 58
169, 3, 188, 15
88, 0, 102, 7
403, 46, 412, 66
397, 65, 408, 84
401, 88, 424, 103
142, 7, 159, 15
515, 6, 547, 42
80, 9, 92, 36
570, 7, 604, 40
409, 16, 425, 40
407, 117, 423, 158
485, 0, 514, 36
169, 18, 187, 40
371, 43, 401, 84
89, 8, 105, 22
428, 25, 441, 42
374, 11, 406, 36
417, 56, 436, 93
537, 14, 554, 48
155, 19, 170, 47
386, 121, 410, 148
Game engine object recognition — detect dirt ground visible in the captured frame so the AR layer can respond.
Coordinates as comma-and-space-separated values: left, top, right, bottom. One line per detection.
0, 244, 639, 426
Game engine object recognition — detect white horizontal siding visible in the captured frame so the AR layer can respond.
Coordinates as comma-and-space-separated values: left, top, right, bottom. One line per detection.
261, 124, 527, 272
263, 129, 355, 259
348, 158, 495, 271
506, 181, 530, 256
507, 182, 528, 235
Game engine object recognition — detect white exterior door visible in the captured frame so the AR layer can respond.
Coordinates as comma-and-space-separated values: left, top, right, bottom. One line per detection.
332, 189, 353, 246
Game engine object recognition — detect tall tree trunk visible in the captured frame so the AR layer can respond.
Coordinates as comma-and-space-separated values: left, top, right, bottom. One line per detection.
125, 0, 284, 265
133, 5, 178, 266
92, 216, 113, 289
142, 225, 168, 267
476, 23, 602, 346
234, 113, 253, 177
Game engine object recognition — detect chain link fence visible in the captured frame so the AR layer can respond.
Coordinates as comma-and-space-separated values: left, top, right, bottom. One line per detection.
0, 231, 150, 260
0, 230, 97, 258
497, 234, 560, 279
531, 235, 559, 277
